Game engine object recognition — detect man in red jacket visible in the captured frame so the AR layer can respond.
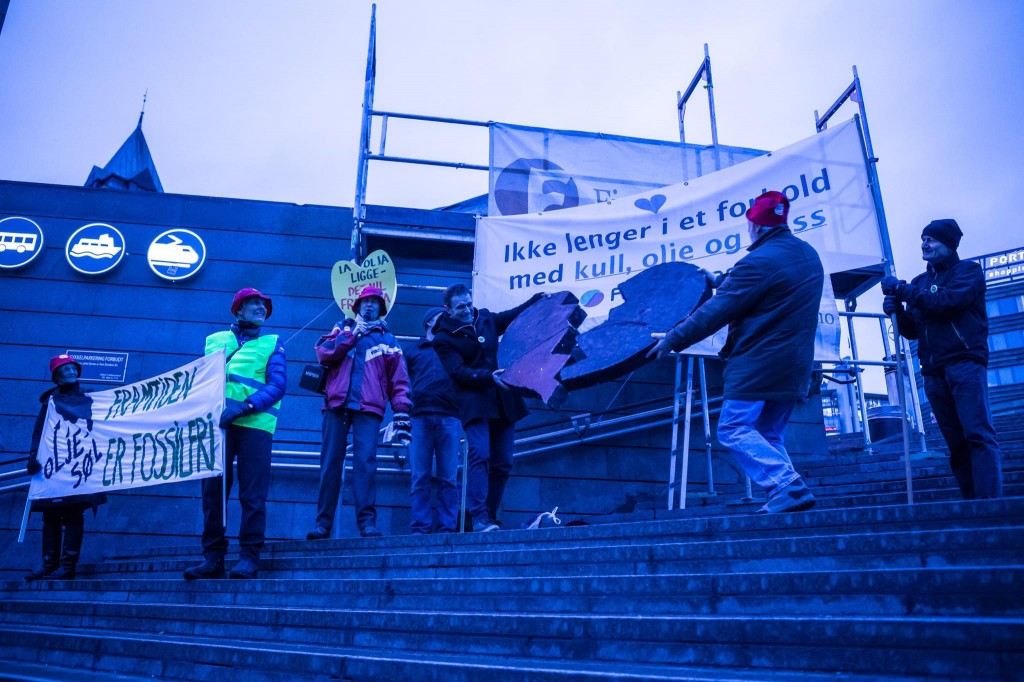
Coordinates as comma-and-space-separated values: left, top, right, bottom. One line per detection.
307, 285, 411, 539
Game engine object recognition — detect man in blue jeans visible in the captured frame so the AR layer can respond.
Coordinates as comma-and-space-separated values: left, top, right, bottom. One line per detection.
404, 307, 462, 533
433, 286, 544, 531
649, 191, 824, 513
883, 218, 1002, 499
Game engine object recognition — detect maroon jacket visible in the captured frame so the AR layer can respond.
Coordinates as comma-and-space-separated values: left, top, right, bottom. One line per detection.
316, 319, 412, 418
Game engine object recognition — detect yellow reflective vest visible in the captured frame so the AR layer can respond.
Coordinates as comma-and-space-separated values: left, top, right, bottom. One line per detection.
205, 331, 281, 434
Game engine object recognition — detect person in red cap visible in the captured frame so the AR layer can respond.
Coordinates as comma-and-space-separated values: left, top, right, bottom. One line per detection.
25, 354, 107, 581
882, 219, 1002, 499
306, 284, 411, 539
648, 190, 824, 513
184, 287, 287, 580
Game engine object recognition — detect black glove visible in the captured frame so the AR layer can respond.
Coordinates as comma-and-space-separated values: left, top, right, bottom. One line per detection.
27, 456, 41, 475
883, 295, 901, 315
219, 402, 252, 429
880, 276, 905, 296
391, 412, 412, 446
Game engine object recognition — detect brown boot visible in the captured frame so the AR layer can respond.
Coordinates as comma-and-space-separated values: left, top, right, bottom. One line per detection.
46, 523, 83, 581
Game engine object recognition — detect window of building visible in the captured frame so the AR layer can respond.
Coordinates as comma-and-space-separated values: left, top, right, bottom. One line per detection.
988, 364, 1024, 387
986, 295, 1024, 317
988, 329, 1024, 351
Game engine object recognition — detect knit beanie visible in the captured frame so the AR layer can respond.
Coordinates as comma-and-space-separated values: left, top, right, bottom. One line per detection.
423, 306, 446, 330
922, 219, 962, 251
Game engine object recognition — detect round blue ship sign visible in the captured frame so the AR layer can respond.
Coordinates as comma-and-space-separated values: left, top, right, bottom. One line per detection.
66, 223, 126, 275
0, 216, 45, 270
147, 229, 207, 281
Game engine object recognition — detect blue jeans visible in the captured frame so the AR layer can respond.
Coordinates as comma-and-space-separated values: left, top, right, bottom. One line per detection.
924, 360, 1003, 499
409, 414, 462, 533
463, 418, 515, 524
315, 408, 382, 533
717, 399, 801, 495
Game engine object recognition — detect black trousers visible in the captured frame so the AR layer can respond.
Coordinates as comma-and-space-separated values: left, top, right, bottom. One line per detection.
924, 360, 1003, 499
200, 425, 273, 561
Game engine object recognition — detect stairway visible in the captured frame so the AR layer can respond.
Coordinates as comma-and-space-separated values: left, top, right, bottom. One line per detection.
1, 493, 1022, 680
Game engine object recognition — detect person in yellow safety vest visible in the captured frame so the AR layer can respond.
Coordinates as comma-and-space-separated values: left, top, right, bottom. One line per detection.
184, 288, 287, 580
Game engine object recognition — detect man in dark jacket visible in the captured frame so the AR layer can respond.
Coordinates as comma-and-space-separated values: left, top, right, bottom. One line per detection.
184, 288, 287, 580
433, 286, 543, 531
306, 285, 412, 539
882, 219, 1002, 499
649, 191, 824, 513
25, 354, 107, 581
404, 307, 462, 534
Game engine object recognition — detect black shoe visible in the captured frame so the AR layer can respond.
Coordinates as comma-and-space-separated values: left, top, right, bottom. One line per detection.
473, 517, 499, 533
229, 558, 259, 579
183, 558, 226, 580
360, 524, 383, 538
306, 525, 330, 540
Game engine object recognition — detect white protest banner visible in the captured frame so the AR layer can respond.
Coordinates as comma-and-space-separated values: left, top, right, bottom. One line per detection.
489, 122, 765, 217
29, 351, 226, 500
476, 119, 881, 360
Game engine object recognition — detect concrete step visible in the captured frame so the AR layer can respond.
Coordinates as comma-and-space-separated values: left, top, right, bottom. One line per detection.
91, 497, 1024, 564
0, 604, 1019, 679
75, 524, 1024, 581
0, 625, 915, 682
5, 566, 1022, 618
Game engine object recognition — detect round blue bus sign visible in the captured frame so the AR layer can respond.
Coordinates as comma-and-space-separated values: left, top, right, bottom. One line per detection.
0, 216, 45, 270
147, 229, 207, 281
66, 223, 126, 275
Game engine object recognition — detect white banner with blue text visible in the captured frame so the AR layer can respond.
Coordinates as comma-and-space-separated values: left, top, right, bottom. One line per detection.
476, 119, 881, 358
29, 351, 226, 500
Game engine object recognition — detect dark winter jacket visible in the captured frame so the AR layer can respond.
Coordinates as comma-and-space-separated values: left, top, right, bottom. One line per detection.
893, 253, 988, 375
433, 293, 543, 424
664, 226, 824, 400
403, 338, 459, 418
27, 383, 108, 511
316, 318, 412, 418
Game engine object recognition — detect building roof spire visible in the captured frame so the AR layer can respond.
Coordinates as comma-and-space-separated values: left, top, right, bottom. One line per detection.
85, 96, 164, 193
137, 89, 147, 129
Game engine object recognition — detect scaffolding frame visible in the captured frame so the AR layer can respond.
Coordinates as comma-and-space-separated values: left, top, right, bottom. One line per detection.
351, 7, 920, 510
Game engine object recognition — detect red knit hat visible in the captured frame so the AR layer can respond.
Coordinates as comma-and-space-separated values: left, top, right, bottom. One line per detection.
352, 285, 387, 315
745, 191, 790, 227
49, 354, 82, 378
231, 288, 273, 318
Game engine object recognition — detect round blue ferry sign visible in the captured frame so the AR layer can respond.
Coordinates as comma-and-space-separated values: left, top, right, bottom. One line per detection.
65, 223, 126, 275
147, 229, 207, 281
0, 216, 45, 270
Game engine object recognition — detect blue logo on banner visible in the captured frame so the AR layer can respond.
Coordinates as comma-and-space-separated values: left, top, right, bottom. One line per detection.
147, 229, 207, 281
0, 216, 45, 270
66, 223, 126, 275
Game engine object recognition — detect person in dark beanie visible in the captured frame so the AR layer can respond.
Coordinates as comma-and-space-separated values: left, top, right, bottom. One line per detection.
24, 354, 107, 581
184, 288, 287, 580
306, 285, 411, 539
882, 219, 1003, 499
403, 307, 463, 534
648, 190, 824, 513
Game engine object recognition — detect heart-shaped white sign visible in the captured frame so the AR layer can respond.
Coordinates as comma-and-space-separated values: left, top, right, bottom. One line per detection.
330, 249, 398, 316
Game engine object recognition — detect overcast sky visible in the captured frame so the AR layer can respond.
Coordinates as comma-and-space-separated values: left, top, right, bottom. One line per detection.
2, 0, 1022, 281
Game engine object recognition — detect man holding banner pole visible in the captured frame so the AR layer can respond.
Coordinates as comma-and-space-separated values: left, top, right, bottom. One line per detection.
184, 288, 286, 580
648, 191, 823, 513
882, 219, 1003, 499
